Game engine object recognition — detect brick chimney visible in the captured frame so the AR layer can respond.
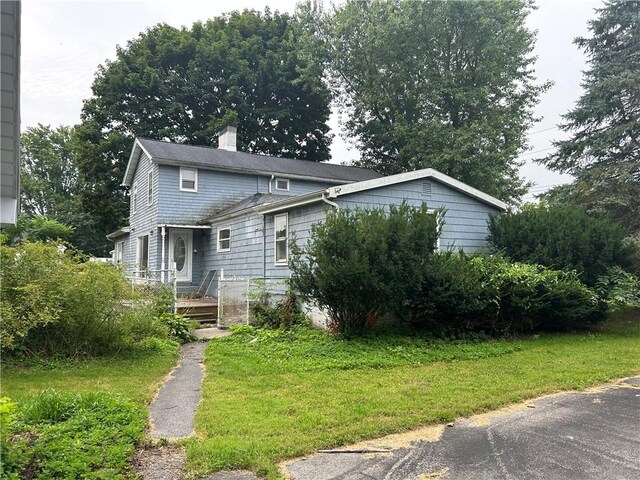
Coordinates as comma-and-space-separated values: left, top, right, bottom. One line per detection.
217, 125, 237, 151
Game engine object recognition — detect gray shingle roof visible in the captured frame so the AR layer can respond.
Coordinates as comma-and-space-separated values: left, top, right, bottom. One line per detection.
137, 138, 381, 183
207, 193, 292, 221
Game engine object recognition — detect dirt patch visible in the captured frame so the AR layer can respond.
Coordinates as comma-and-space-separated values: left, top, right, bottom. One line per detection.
335, 424, 446, 453
134, 444, 186, 480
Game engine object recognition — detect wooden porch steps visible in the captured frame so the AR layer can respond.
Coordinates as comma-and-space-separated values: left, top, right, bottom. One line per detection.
176, 298, 218, 323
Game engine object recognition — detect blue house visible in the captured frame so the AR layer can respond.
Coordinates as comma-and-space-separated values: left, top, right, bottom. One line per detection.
108, 126, 507, 300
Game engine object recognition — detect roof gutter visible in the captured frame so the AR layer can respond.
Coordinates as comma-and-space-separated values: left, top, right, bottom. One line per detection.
321, 192, 339, 210
151, 158, 372, 185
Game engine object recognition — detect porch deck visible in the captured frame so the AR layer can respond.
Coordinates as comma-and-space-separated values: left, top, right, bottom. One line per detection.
177, 297, 218, 323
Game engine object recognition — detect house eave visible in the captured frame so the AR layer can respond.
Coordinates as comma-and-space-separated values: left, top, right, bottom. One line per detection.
326, 168, 509, 211
121, 139, 153, 187
106, 226, 131, 240
151, 157, 354, 185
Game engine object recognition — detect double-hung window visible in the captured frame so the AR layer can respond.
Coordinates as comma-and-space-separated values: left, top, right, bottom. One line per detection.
115, 241, 124, 264
147, 171, 154, 205
180, 167, 197, 192
274, 213, 288, 265
217, 227, 231, 252
132, 182, 138, 213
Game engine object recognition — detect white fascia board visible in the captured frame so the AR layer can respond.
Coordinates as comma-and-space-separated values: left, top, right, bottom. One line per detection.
121, 139, 153, 187
207, 191, 326, 224
106, 226, 131, 240
258, 191, 325, 214
327, 168, 509, 210
157, 223, 211, 229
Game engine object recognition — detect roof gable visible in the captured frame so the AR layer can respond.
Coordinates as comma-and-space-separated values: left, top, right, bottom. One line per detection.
259, 168, 508, 214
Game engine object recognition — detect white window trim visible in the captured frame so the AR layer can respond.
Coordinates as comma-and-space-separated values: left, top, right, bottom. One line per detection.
217, 226, 231, 252
115, 241, 124, 264
147, 171, 154, 206
180, 167, 198, 192
428, 208, 442, 252
136, 235, 150, 274
274, 213, 288, 266
132, 182, 138, 214
275, 177, 289, 191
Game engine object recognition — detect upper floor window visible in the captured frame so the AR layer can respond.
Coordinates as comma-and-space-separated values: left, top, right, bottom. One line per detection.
274, 213, 288, 265
147, 171, 154, 205
217, 227, 231, 252
275, 178, 289, 191
132, 182, 138, 213
180, 167, 198, 192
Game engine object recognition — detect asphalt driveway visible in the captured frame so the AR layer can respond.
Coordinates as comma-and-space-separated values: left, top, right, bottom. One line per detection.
285, 378, 640, 480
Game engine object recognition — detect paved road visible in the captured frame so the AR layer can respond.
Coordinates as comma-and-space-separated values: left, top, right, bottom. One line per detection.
286, 379, 640, 480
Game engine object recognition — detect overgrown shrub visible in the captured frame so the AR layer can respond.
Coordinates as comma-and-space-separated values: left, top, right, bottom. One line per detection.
410, 253, 604, 334
0, 242, 169, 357
159, 312, 197, 343
0, 390, 145, 479
291, 203, 441, 334
594, 267, 640, 310
291, 204, 605, 336
250, 289, 308, 330
488, 203, 633, 285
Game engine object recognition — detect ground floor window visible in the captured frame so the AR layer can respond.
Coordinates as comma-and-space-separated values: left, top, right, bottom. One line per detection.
217, 227, 231, 252
274, 213, 288, 265
137, 235, 149, 272
115, 241, 124, 264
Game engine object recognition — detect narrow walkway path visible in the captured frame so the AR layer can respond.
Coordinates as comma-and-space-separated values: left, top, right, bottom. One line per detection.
149, 341, 209, 438
148, 328, 231, 439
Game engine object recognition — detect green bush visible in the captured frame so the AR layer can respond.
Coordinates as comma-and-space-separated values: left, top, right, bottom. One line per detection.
291, 203, 441, 334
159, 312, 197, 343
411, 253, 605, 334
0, 390, 145, 479
487, 203, 633, 285
594, 267, 640, 310
0, 242, 169, 357
250, 290, 309, 330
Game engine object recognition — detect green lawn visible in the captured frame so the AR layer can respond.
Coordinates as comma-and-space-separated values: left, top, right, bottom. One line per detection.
186, 309, 640, 478
1, 345, 179, 404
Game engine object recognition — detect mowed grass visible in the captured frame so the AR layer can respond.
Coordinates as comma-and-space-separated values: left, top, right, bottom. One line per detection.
187, 309, 640, 478
1, 345, 179, 404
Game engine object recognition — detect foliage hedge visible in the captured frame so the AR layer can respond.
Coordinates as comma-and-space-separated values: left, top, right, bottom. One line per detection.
0, 391, 145, 479
291, 203, 441, 335
0, 242, 171, 357
487, 203, 634, 285
291, 204, 606, 336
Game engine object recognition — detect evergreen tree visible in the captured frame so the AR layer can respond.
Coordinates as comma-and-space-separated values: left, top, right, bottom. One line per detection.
539, 0, 640, 233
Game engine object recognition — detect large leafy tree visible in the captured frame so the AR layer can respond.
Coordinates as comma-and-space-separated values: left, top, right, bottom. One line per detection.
75, 9, 332, 244
21, 125, 77, 218
300, 0, 548, 202
538, 0, 640, 234
20, 125, 105, 254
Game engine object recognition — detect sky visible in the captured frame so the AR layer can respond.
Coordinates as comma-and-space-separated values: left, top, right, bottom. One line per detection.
20, 0, 603, 200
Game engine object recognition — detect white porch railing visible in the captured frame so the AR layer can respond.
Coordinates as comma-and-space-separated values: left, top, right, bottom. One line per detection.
124, 268, 178, 313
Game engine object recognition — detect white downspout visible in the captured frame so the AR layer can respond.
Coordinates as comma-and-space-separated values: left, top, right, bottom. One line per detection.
161, 225, 166, 282
268, 175, 275, 194
321, 191, 339, 210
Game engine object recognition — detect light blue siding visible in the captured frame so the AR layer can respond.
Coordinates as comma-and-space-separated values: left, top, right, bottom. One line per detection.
334, 178, 500, 251
122, 152, 159, 269
157, 166, 336, 224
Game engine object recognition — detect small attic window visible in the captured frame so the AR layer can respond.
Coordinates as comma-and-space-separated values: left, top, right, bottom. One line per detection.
180, 167, 197, 192
422, 181, 432, 196
275, 178, 289, 191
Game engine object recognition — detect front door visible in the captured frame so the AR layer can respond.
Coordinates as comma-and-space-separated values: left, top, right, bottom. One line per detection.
169, 230, 192, 282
